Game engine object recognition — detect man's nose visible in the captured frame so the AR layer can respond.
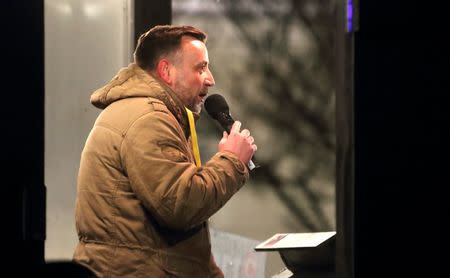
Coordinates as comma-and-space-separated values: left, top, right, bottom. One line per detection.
205, 68, 215, 86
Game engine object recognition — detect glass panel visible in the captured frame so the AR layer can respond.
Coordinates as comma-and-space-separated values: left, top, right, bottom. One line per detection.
44, 0, 133, 261
173, 0, 336, 276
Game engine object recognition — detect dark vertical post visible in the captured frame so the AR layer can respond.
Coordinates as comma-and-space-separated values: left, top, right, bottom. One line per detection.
134, 0, 172, 47
335, 0, 356, 277
3, 1, 45, 270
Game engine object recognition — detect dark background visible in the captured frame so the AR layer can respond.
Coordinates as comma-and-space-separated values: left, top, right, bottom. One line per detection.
353, 2, 449, 276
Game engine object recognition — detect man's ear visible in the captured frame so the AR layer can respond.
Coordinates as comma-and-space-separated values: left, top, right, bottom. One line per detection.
156, 59, 173, 85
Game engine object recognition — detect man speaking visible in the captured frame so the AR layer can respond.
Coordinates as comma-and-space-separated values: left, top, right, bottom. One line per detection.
72, 25, 257, 277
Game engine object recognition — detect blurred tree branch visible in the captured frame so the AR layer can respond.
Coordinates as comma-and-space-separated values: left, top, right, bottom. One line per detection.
218, 0, 336, 231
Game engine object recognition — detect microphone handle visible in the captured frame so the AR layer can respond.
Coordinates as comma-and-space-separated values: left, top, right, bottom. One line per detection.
247, 159, 259, 170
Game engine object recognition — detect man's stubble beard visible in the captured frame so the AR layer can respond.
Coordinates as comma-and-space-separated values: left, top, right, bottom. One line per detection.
174, 78, 203, 114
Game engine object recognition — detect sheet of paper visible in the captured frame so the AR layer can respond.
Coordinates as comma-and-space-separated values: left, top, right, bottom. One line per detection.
255, 231, 336, 250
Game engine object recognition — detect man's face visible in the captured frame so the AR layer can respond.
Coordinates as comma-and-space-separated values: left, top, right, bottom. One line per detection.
170, 37, 215, 113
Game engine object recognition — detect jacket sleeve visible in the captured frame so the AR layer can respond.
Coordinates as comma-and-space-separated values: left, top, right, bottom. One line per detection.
121, 110, 249, 230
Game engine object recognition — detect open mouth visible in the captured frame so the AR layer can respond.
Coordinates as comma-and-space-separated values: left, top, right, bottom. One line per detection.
198, 92, 208, 102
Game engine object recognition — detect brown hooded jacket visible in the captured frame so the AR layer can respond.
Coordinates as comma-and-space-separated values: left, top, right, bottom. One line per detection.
73, 63, 249, 277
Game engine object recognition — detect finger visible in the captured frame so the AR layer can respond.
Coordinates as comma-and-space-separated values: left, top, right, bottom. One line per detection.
219, 137, 227, 145
219, 131, 228, 147
241, 129, 250, 137
230, 121, 241, 134
252, 144, 258, 152
247, 136, 254, 144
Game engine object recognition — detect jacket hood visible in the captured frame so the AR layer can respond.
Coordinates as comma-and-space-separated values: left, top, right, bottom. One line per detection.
90, 63, 199, 132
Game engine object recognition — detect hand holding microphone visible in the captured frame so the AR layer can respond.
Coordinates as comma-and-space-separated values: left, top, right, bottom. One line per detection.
204, 94, 259, 170
218, 121, 257, 167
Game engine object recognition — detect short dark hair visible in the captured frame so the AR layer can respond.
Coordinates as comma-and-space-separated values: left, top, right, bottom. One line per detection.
133, 25, 207, 70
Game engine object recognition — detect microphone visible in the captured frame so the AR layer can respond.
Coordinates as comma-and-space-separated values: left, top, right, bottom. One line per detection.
204, 94, 259, 170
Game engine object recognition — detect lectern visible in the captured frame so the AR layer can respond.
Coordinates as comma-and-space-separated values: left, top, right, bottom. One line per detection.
255, 231, 336, 278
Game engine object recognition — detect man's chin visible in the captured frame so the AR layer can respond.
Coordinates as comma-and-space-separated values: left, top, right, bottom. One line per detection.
193, 105, 202, 114
187, 103, 202, 114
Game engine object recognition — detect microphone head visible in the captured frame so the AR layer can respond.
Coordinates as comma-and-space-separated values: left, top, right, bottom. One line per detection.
204, 94, 229, 120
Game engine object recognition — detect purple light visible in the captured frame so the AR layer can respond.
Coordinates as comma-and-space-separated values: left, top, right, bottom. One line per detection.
347, 0, 353, 32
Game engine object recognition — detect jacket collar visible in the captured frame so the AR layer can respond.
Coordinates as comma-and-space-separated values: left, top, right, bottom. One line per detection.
146, 73, 194, 137
90, 63, 198, 138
